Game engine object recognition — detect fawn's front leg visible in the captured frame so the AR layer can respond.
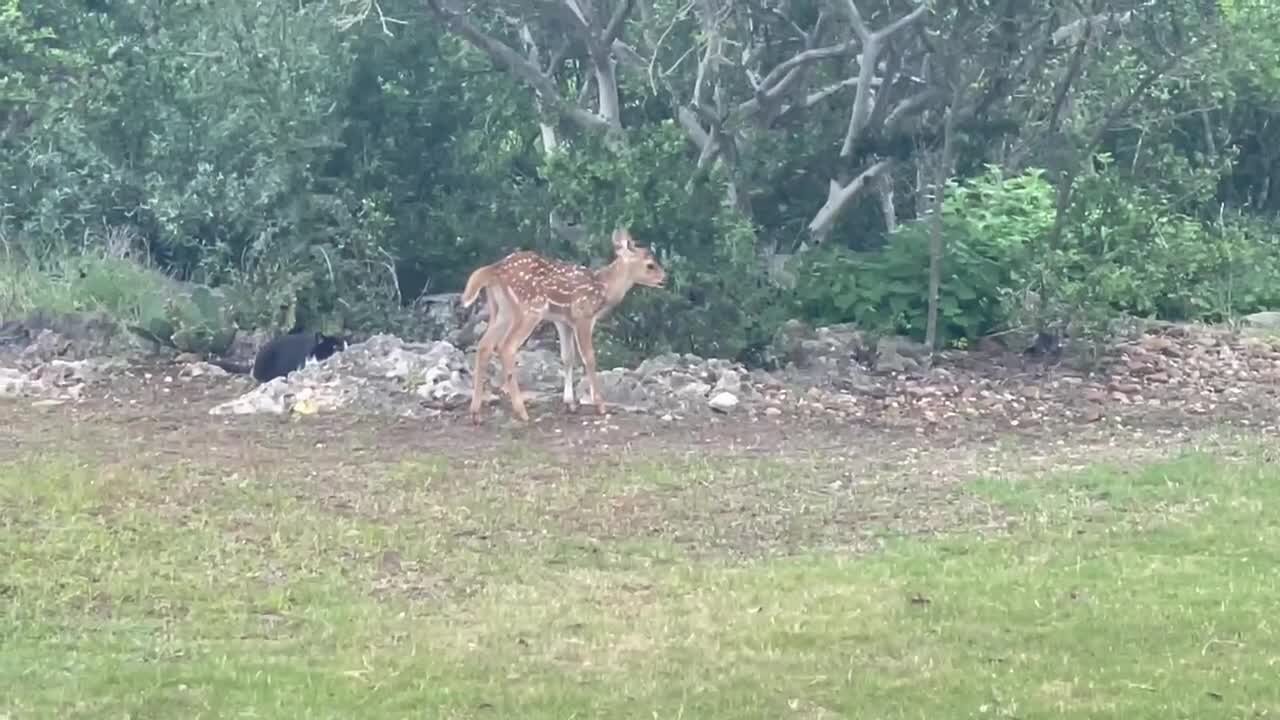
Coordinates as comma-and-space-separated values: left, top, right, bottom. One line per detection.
573, 318, 606, 415
554, 320, 578, 412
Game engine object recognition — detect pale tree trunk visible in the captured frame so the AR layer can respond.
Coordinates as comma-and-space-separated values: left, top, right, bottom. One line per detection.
594, 59, 622, 129
924, 106, 957, 361
875, 173, 897, 234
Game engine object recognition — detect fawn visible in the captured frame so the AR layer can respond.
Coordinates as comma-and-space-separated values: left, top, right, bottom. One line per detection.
459, 228, 667, 423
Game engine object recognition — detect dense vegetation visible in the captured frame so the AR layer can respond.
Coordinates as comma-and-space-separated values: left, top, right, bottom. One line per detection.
3, 0, 1279, 364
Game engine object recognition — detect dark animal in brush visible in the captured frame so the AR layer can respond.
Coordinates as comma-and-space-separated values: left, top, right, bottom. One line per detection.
209, 330, 348, 383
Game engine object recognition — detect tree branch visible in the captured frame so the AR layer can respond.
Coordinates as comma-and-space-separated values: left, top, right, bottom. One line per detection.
807, 158, 894, 239
836, 2, 930, 159
603, 0, 636, 46
1046, 5, 1092, 134
757, 40, 858, 95
839, 0, 873, 42
885, 87, 941, 130
426, 0, 613, 136
878, 1, 931, 40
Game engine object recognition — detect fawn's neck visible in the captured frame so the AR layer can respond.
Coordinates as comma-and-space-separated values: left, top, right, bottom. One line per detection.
593, 260, 636, 312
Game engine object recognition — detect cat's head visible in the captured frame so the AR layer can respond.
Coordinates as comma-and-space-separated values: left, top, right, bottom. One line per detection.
312, 333, 348, 360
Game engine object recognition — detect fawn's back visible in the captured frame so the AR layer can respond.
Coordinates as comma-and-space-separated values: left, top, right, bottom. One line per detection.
492, 251, 605, 315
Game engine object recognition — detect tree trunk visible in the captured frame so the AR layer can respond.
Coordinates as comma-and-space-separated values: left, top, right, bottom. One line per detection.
875, 173, 897, 234
594, 59, 622, 130
924, 106, 957, 361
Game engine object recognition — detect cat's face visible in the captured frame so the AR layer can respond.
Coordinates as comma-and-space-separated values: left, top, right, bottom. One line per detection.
312, 334, 348, 361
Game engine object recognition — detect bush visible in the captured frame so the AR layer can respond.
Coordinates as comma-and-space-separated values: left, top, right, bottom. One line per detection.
0, 245, 176, 323
1011, 161, 1280, 346
794, 167, 1055, 345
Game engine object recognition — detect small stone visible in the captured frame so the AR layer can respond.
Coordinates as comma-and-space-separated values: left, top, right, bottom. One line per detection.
708, 392, 739, 412
714, 369, 742, 393
764, 406, 782, 417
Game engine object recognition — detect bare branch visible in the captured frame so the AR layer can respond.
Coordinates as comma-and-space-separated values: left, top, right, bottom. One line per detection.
885, 88, 941, 129
1047, 6, 1093, 134
1052, 10, 1133, 46
840, 36, 880, 156
603, 0, 636, 46
807, 159, 894, 239
756, 40, 857, 96
562, 0, 592, 28
797, 76, 861, 109
836, 2, 930, 158
878, 1, 931, 40
838, 0, 873, 42
677, 106, 712, 149
426, 0, 613, 136
613, 39, 649, 72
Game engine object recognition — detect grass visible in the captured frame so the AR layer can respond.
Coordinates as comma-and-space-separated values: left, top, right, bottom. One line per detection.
2, 446, 1279, 718
0, 248, 178, 324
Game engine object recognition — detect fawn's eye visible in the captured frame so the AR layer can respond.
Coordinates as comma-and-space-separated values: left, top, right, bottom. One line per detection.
646, 262, 656, 270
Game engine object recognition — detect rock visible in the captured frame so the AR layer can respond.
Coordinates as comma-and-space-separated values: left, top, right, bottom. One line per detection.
577, 369, 648, 407
635, 353, 683, 376
708, 391, 739, 412
764, 406, 783, 417
514, 348, 564, 391
30, 359, 102, 385
209, 380, 291, 415
766, 320, 874, 372
414, 293, 467, 341
874, 336, 921, 374
19, 329, 72, 363
674, 379, 712, 398
1242, 311, 1280, 330
224, 329, 272, 364
417, 357, 472, 408
714, 369, 742, 393
765, 319, 817, 368
891, 336, 932, 360
0, 368, 36, 397
180, 361, 229, 378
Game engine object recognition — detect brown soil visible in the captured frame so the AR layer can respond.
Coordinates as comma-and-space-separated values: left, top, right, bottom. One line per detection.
4, 344, 1272, 570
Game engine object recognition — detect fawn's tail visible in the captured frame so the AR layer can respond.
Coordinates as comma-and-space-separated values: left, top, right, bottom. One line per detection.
460, 265, 495, 308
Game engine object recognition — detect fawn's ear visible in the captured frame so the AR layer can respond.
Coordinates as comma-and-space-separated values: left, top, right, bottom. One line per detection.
611, 228, 636, 255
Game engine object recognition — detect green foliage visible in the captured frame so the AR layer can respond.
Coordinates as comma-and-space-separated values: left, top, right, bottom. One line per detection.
0, 248, 174, 323
3, 0, 1280, 363
1006, 158, 1280, 347
795, 167, 1055, 344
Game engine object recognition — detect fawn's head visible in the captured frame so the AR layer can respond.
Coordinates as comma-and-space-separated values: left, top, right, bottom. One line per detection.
611, 228, 666, 289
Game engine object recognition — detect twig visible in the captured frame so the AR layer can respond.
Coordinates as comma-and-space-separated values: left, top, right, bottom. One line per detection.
316, 246, 335, 283
377, 247, 402, 305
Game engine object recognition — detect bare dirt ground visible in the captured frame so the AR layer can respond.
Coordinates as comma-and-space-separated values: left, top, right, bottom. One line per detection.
5, 339, 1275, 566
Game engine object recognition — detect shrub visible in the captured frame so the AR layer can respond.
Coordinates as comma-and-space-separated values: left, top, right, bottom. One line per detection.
794, 166, 1055, 345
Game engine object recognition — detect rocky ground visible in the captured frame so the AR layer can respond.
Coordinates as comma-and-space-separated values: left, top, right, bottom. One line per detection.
4, 307, 1279, 555
5, 308, 1280, 436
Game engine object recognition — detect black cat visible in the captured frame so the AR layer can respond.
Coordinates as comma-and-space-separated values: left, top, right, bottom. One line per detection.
210, 331, 348, 383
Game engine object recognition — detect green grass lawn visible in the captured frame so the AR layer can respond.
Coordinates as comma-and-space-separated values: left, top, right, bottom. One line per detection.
2, 446, 1278, 718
